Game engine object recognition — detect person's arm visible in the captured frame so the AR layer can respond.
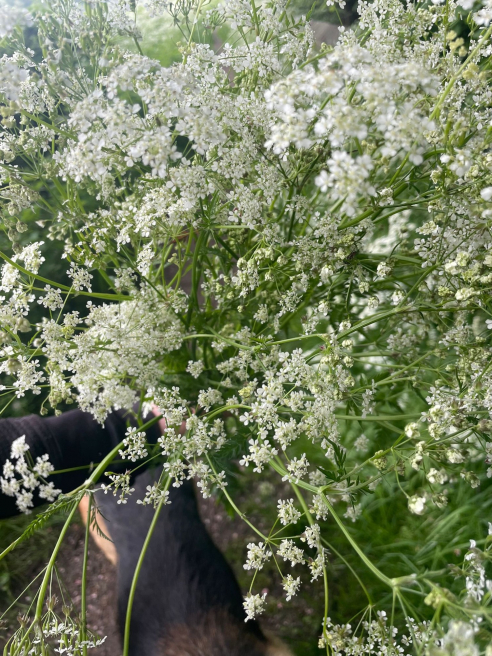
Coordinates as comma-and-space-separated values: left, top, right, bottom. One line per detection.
0, 408, 161, 520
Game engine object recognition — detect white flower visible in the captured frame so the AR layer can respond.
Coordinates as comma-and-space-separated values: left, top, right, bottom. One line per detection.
187, 360, 205, 378
426, 468, 448, 485
315, 152, 375, 217
15, 489, 34, 513
277, 539, 305, 566
197, 387, 223, 411
11, 435, 29, 459
404, 422, 420, 439
282, 575, 301, 601
282, 454, 309, 483
136, 243, 154, 277
309, 552, 325, 581
102, 472, 135, 504
301, 524, 321, 549
38, 285, 64, 311
34, 454, 55, 478
376, 261, 392, 278
408, 494, 426, 515
136, 484, 171, 509
461, 470, 480, 488
344, 503, 362, 522
310, 494, 329, 521
39, 482, 61, 502
243, 542, 271, 571
0, 5, 32, 38
277, 499, 302, 526
391, 290, 405, 305
2, 459, 14, 479
243, 593, 267, 622
3, 435, 60, 512
446, 448, 465, 464
67, 263, 93, 292
475, 5, 492, 25
240, 439, 278, 473
354, 434, 369, 452
1, 476, 20, 497
441, 621, 479, 656
253, 305, 269, 323
118, 427, 148, 463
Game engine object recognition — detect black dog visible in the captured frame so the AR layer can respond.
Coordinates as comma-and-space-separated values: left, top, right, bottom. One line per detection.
88, 469, 291, 656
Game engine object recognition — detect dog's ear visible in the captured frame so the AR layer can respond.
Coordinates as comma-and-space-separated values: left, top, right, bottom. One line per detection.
78, 494, 118, 566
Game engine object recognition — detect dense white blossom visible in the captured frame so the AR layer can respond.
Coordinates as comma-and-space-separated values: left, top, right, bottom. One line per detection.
277, 498, 302, 526
2, 0, 492, 647
0, 435, 60, 513
243, 593, 267, 622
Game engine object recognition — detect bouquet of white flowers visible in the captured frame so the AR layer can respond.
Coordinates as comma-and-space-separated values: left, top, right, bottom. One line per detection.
1, 0, 492, 652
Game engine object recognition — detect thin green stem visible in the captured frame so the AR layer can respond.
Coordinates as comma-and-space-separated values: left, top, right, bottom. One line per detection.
320, 495, 394, 588
35, 501, 80, 621
288, 476, 331, 645
207, 455, 268, 540
0, 250, 130, 301
430, 24, 492, 120
81, 493, 92, 655
122, 476, 171, 656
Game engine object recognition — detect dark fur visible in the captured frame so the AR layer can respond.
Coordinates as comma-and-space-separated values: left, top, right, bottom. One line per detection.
156, 610, 268, 656
96, 469, 267, 655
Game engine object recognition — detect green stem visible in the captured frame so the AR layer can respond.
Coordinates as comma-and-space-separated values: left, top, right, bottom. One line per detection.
187, 0, 205, 46
290, 478, 331, 631
35, 501, 80, 621
186, 229, 208, 328
81, 493, 92, 655
430, 24, 492, 120
0, 250, 130, 301
335, 413, 419, 422
320, 495, 393, 587
207, 455, 268, 540
322, 538, 373, 605
122, 476, 172, 656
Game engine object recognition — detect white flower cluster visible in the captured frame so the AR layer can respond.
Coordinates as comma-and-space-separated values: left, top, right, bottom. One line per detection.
39, 289, 184, 422
136, 483, 171, 509
101, 471, 135, 504
319, 527, 492, 654
2, 0, 492, 646
0, 435, 61, 513
243, 592, 267, 622
277, 539, 305, 567
277, 498, 302, 526
118, 427, 149, 462
282, 574, 301, 601
243, 541, 271, 571
8, 615, 106, 656
0, 5, 32, 39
